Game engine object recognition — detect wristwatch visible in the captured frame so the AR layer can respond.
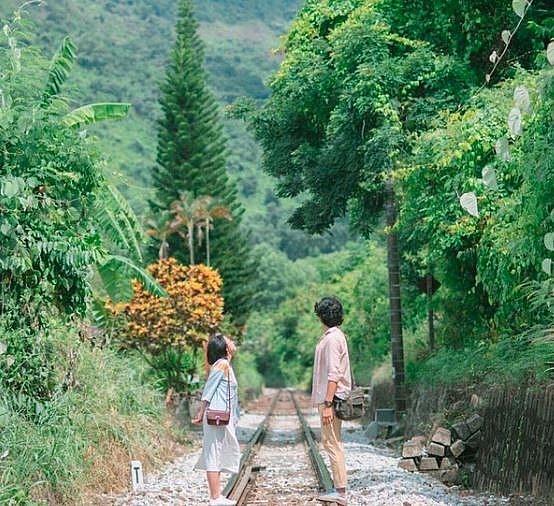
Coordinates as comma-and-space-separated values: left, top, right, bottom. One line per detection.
323, 400, 333, 408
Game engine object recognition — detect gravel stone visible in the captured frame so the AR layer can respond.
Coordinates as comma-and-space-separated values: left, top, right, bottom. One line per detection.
92, 401, 512, 505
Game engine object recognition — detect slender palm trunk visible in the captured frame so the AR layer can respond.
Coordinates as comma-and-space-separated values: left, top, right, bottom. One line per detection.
205, 218, 210, 266
188, 222, 195, 265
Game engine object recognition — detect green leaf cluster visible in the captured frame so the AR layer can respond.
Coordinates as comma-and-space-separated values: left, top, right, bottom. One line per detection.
0, 79, 104, 323
243, 0, 554, 385
251, 0, 471, 235
0, 12, 148, 330
243, 240, 390, 387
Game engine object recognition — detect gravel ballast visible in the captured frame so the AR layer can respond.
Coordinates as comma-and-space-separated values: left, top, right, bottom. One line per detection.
93, 407, 515, 506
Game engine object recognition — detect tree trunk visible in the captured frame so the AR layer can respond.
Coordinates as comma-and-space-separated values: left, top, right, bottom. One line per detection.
205, 218, 210, 266
385, 176, 407, 418
188, 222, 195, 265
426, 274, 435, 351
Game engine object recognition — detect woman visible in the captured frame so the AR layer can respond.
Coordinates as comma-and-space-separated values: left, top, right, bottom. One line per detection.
192, 333, 240, 506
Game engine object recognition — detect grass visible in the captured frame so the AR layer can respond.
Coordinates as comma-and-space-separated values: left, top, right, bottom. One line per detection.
406, 333, 553, 387
0, 323, 185, 505
0, 318, 268, 505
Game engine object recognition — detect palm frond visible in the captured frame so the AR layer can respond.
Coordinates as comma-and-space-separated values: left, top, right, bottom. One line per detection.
97, 254, 166, 302
63, 102, 131, 128
41, 36, 77, 109
93, 184, 145, 263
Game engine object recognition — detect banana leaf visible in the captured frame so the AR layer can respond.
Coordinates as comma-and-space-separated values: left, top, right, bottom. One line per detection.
63, 102, 131, 127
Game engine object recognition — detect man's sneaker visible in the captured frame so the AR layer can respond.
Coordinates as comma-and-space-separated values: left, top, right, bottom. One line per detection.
209, 496, 236, 506
317, 490, 347, 505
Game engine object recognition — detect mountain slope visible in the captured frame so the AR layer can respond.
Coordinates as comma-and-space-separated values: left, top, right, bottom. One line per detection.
2, 0, 352, 258
3, 2, 296, 176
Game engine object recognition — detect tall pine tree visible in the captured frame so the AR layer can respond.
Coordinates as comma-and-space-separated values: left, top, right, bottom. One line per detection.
151, 0, 255, 326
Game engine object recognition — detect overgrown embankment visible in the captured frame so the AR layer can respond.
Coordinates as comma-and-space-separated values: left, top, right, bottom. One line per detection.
0, 322, 185, 505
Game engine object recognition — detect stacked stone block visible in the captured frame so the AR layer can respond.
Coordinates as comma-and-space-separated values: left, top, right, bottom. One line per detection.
398, 414, 484, 485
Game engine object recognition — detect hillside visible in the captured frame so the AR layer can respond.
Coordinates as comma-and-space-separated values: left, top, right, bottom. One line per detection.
2, 0, 343, 257
8, 0, 354, 258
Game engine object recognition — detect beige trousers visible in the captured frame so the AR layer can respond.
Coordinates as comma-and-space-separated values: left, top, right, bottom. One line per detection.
319, 405, 347, 489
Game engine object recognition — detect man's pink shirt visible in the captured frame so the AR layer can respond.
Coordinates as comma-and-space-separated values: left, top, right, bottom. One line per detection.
311, 326, 352, 407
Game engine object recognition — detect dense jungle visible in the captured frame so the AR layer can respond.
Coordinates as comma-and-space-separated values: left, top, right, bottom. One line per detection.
0, 0, 552, 503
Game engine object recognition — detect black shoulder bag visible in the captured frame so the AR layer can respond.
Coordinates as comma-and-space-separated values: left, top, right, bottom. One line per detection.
333, 370, 366, 421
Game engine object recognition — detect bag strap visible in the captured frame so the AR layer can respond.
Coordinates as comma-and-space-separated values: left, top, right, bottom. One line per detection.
225, 362, 231, 412
344, 335, 355, 389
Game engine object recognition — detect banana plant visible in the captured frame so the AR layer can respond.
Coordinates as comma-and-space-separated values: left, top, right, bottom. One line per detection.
41, 36, 131, 122
41, 35, 166, 317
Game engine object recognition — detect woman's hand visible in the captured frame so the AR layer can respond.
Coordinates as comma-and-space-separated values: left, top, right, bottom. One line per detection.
192, 400, 208, 424
225, 336, 236, 359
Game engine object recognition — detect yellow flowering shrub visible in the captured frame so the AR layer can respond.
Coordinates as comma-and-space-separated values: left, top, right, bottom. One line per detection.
110, 258, 224, 352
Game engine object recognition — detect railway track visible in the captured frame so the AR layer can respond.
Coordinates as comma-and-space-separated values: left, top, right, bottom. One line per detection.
222, 389, 340, 506
91, 388, 516, 505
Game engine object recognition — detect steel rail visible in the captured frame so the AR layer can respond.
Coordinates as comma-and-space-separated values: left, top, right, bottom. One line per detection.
223, 389, 336, 505
290, 390, 335, 494
222, 389, 280, 503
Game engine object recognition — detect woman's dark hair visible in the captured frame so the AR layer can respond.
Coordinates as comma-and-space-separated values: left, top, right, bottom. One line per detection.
207, 332, 228, 365
314, 296, 344, 327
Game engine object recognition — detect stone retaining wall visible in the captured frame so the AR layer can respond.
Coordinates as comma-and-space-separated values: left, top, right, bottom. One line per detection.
390, 381, 554, 500
474, 383, 554, 499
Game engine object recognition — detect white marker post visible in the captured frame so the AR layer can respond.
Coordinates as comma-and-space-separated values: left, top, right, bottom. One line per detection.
130, 460, 144, 492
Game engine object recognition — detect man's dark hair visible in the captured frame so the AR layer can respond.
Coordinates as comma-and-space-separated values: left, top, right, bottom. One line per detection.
314, 295, 344, 327
207, 332, 228, 365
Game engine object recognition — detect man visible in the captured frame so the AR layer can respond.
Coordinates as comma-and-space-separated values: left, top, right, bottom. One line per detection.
312, 295, 351, 505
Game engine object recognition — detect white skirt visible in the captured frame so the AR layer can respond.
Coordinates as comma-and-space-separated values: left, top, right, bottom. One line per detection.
194, 417, 240, 473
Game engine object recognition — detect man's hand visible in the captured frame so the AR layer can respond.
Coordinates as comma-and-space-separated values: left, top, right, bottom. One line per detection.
322, 405, 334, 425
191, 412, 204, 425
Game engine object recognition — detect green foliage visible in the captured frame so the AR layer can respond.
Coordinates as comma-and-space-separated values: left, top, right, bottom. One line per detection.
92, 182, 166, 305
232, 350, 264, 401
144, 347, 200, 394
0, 97, 104, 321
1, 0, 339, 266
398, 83, 511, 345
406, 335, 553, 386
247, 0, 472, 235
63, 102, 131, 128
0, 315, 56, 403
346, 242, 390, 382
244, 240, 390, 387
248, 243, 317, 310
235, 0, 552, 391
40, 35, 77, 109
379, 0, 553, 80
0, 17, 160, 342
479, 70, 554, 325
398, 68, 554, 345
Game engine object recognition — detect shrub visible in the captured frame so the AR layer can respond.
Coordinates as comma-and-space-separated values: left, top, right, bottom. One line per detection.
109, 258, 225, 393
